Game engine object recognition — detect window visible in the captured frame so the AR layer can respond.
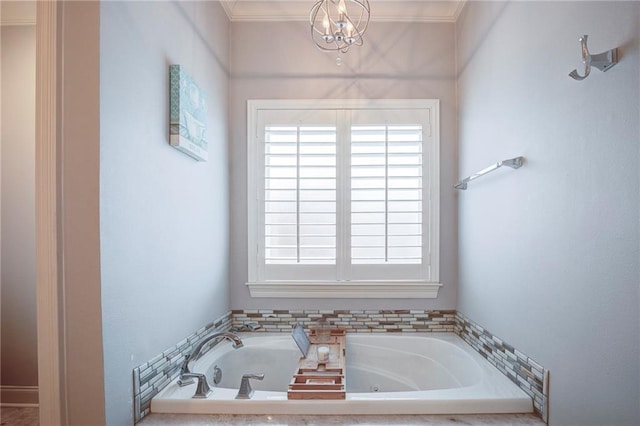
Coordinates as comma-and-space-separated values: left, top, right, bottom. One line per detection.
247, 100, 441, 298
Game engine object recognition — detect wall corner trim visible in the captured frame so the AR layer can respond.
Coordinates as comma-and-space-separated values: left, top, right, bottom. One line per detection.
35, 1, 64, 424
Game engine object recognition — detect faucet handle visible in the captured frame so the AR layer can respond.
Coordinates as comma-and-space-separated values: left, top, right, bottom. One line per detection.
244, 373, 265, 380
235, 373, 265, 399
179, 372, 212, 399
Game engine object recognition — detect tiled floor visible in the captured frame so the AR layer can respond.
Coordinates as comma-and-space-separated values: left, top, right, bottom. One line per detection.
139, 413, 545, 425
0, 407, 38, 426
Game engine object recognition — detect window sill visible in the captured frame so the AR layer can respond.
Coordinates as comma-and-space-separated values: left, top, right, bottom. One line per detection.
245, 281, 442, 299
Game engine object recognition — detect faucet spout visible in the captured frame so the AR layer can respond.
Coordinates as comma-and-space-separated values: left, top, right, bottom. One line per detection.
227, 333, 244, 349
179, 331, 244, 379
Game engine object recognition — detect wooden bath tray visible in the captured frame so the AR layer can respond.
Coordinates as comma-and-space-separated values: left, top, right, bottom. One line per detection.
287, 329, 346, 400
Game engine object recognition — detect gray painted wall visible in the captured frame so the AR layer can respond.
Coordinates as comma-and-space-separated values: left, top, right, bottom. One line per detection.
99, 1, 230, 423
0, 24, 38, 392
456, 2, 639, 425
229, 21, 458, 310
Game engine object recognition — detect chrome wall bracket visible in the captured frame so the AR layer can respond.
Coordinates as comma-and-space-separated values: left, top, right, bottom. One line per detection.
455, 156, 524, 190
569, 35, 618, 81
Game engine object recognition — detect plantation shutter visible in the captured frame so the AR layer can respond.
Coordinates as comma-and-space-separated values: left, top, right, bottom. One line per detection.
347, 109, 428, 281
252, 104, 434, 284
258, 110, 338, 281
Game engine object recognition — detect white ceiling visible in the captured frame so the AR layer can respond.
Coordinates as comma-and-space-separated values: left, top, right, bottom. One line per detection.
220, 0, 466, 22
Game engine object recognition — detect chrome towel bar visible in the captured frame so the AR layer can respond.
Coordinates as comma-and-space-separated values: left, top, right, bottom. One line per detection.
455, 156, 524, 190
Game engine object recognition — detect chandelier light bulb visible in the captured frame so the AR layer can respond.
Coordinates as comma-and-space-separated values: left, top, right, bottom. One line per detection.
338, 0, 347, 15
322, 10, 334, 42
323, 10, 330, 32
336, 0, 347, 28
345, 22, 355, 44
310, 0, 370, 54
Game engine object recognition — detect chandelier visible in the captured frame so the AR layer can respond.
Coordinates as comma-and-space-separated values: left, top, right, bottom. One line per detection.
310, 0, 371, 53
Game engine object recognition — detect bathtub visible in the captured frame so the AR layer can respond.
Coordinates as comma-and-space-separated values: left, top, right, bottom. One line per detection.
151, 332, 532, 415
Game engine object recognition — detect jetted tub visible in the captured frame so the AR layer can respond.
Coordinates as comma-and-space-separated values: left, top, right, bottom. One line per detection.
151, 333, 533, 415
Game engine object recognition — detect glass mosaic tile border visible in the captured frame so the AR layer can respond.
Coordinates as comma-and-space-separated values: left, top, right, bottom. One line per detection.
231, 309, 457, 332
132, 311, 232, 423
455, 312, 549, 423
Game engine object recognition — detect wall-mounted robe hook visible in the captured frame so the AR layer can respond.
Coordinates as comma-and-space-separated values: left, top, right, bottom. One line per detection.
569, 35, 618, 80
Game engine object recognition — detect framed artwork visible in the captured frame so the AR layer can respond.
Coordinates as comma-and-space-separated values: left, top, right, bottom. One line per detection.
169, 65, 208, 161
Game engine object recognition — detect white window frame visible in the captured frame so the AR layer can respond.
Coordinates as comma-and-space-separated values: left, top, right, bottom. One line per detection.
247, 99, 441, 298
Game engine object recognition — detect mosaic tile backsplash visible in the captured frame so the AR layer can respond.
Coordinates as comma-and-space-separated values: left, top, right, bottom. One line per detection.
231, 309, 457, 333
456, 312, 549, 423
133, 309, 549, 424
132, 312, 232, 423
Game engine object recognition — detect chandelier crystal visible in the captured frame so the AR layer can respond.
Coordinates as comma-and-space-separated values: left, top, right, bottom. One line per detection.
310, 0, 371, 53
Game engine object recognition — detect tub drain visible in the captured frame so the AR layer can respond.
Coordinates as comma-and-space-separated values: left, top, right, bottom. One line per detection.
370, 385, 381, 392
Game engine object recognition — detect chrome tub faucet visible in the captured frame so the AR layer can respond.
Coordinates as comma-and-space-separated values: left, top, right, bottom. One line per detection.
178, 331, 244, 397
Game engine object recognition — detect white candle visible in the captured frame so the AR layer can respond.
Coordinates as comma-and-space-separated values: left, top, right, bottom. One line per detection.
317, 346, 330, 363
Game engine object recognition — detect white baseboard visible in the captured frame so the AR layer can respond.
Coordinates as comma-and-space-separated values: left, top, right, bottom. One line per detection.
0, 385, 39, 406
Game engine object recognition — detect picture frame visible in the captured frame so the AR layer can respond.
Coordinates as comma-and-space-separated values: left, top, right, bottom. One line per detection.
169, 64, 208, 161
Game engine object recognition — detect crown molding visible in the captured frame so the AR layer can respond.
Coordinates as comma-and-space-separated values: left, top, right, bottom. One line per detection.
219, 0, 235, 21
453, 0, 468, 21
221, 0, 463, 23
229, 14, 457, 23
